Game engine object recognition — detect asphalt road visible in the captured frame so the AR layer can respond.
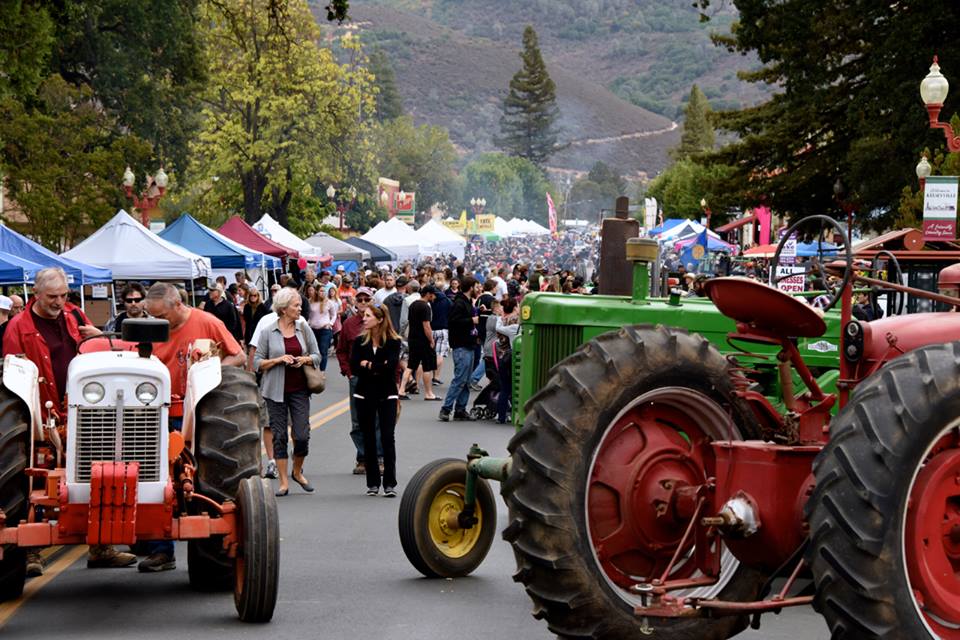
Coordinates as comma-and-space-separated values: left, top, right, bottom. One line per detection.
0, 370, 830, 639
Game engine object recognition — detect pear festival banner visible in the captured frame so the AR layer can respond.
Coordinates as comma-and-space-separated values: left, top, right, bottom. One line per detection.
923, 175, 959, 241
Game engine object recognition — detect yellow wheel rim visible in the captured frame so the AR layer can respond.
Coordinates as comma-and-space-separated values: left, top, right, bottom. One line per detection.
427, 482, 483, 559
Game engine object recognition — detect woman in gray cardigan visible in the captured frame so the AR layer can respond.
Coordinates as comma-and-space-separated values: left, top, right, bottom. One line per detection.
254, 287, 322, 496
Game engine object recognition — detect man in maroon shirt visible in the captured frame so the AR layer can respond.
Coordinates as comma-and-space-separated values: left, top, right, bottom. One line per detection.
3, 268, 135, 575
335, 287, 380, 474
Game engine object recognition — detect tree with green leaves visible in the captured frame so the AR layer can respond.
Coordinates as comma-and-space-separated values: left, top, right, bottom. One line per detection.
645, 158, 735, 221
496, 26, 560, 167
375, 116, 459, 214
461, 153, 554, 225
699, 0, 960, 229
369, 50, 404, 122
674, 84, 714, 160
0, 76, 151, 250
187, 0, 375, 227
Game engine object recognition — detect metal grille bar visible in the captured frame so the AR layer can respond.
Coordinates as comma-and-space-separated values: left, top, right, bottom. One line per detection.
76, 406, 161, 482
534, 324, 584, 393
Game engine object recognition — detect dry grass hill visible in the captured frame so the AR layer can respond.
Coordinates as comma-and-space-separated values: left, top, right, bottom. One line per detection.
325, 0, 768, 179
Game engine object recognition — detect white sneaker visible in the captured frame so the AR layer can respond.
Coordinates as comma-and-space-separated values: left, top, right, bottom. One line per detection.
264, 460, 278, 479
366, 486, 379, 496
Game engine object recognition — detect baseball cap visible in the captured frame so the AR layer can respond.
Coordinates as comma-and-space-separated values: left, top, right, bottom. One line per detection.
356, 287, 375, 298
0, 296, 12, 311
396, 276, 409, 287
336, 265, 345, 271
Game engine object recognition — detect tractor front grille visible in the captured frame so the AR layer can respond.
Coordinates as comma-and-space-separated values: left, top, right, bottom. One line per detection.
75, 406, 161, 482
533, 324, 584, 393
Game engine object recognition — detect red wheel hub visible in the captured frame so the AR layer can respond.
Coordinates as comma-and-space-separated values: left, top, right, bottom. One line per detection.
588, 390, 718, 589
907, 435, 960, 637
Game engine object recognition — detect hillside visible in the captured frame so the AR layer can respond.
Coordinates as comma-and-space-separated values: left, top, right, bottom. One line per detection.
328, 0, 767, 178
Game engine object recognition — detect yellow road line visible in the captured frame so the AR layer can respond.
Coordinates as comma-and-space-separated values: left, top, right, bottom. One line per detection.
310, 404, 350, 431
310, 397, 349, 422
0, 545, 88, 627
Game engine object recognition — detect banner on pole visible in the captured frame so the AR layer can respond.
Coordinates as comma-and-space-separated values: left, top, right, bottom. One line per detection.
476, 214, 495, 233
923, 176, 958, 241
644, 198, 657, 231
546, 192, 558, 237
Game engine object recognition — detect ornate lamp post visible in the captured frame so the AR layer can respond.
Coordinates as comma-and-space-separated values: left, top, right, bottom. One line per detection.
921, 56, 960, 152
469, 197, 486, 217
327, 185, 358, 231
123, 166, 168, 228
916, 154, 933, 190
699, 197, 712, 230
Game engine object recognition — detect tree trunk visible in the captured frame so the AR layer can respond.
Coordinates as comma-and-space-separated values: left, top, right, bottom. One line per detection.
241, 169, 267, 224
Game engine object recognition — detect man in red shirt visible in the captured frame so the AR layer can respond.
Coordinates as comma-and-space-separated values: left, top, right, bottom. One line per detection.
141, 282, 245, 572
3, 267, 134, 575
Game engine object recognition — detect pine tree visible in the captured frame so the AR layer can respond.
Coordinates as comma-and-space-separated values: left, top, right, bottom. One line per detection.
369, 50, 404, 122
674, 85, 714, 160
496, 25, 560, 167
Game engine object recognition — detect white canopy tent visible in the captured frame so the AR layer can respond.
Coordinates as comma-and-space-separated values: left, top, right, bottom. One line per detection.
495, 216, 516, 237
415, 219, 466, 260
253, 213, 326, 262
63, 210, 212, 280
361, 217, 421, 263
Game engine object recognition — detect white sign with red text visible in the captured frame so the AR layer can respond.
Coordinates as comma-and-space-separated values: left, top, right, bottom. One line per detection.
923, 176, 958, 241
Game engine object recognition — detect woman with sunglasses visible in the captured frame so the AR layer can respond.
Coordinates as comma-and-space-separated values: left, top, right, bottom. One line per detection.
351, 303, 402, 497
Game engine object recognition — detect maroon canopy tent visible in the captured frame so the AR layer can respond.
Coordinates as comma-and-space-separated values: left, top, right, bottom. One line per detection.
219, 216, 299, 260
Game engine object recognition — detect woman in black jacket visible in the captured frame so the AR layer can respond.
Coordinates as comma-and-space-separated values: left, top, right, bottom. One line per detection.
351, 303, 402, 497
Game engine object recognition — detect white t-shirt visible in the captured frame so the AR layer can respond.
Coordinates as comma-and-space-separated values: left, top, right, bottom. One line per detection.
374, 287, 396, 305
250, 311, 278, 349
493, 276, 508, 301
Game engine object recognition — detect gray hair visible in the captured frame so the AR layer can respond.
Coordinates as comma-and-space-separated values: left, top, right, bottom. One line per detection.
34, 267, 69, 293
272, 287, 300, 313
407, 280, 420, 293
146, 282, 182, 308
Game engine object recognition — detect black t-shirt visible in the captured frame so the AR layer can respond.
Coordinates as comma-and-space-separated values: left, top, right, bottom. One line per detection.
32, 310, 77, 399
408, 299, 432, 347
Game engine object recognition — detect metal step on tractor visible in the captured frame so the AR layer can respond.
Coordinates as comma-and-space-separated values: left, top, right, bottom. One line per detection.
399, 214, 960, 639
0, 319, 278, 622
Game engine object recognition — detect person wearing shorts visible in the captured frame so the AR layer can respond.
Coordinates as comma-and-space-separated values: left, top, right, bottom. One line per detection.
400, 285, 440, 401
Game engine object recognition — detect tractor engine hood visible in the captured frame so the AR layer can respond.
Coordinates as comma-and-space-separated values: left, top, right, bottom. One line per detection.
861, 313, 960, 365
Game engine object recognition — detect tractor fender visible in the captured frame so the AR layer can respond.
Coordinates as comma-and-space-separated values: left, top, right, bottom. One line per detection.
2, 355, 42, 441
181, 356, 222, 448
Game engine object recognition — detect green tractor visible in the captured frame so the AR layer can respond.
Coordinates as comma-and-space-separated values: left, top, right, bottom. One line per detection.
398, 225, 848, 578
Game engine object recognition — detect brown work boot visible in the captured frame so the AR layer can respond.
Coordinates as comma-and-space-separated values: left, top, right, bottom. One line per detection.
87, 544, 136, 568
25, 551, 44, 577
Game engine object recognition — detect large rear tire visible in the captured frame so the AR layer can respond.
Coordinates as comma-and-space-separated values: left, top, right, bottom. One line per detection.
189, 366, 262, 592
234, 477, 280, 623
808, 342, 960, 639
399, 458, 498, 578
0, 385, 29, 601
503, 325, 765, 639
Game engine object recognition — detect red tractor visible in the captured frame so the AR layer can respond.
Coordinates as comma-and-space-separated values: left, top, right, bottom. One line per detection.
503, 215, 960, 639
0, 319, 278, 622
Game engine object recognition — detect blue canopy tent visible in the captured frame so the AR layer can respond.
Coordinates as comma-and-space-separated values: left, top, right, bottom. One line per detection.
0, 251, 45, 286
797, 240, 839, 257
0, 223, 112, 286
160, 213, 281, 293
648, 218, 688, 237
675, 230, 738, 271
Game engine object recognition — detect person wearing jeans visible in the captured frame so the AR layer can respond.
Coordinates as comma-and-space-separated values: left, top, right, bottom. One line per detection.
307, 284, 337, 372
440, 276, 480, 422
255, 288, 322, 496
337, 287, 382, 474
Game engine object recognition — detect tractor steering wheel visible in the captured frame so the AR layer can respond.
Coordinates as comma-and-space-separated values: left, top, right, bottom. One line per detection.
869, 249, 904, 317
770, 214, 854, 313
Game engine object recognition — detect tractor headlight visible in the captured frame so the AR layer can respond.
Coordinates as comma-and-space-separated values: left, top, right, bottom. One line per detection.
82, 382, 105, 404
136, 382, 158, 404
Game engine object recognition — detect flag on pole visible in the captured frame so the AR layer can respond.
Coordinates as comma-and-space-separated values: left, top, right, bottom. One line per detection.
546, 192, 558, 238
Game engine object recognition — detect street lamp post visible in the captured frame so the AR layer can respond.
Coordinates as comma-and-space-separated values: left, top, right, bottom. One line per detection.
920, 57, 960, 152
916, 154, 933, 190
123, 166, 168, 228
327, 185, 357, 232
699, 197, 712, 230
469, 197, 486, 217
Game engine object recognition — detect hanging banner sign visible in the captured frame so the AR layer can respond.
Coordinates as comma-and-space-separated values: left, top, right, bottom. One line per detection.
778, 231, 797, 265
476, 214, 495, 233
923, 175, 959, 241
443, 219, 464, 234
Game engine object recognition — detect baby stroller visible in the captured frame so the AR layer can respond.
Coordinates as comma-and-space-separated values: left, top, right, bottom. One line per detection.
470, 333, 512, 421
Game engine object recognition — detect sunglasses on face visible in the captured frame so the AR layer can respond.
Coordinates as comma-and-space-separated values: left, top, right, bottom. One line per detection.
125, 297, 143, 303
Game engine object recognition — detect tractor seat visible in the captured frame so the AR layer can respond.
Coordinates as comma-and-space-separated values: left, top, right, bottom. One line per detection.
704, 276, 827, 339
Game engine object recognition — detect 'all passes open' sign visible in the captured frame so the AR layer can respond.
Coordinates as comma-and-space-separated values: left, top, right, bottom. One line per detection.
923, 176, 959, 241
